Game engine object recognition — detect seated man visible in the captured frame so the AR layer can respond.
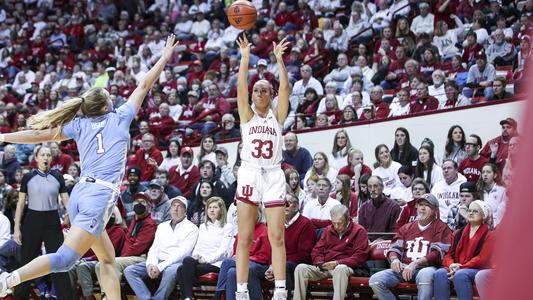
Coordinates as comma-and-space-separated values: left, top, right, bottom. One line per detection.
358, 176, 401, 233
124, 196, 198, 300
265, 193, 316, 297
369, 193, 452, 300
294, 204, 370, 300
95, 193, 157, 292
302, 178, 341, 228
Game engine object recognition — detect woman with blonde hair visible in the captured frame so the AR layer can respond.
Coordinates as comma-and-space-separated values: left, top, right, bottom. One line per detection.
303, 152, 338, 192
0, 36, 179, 299
372, 144, 402, 195
176, 197, 234, 300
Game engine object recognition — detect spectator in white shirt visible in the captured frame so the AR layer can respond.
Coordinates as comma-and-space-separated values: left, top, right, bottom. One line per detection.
478, 163, 507, 227
302, 178, 341, 226
327, 22, 349, 53
431, 160, 467, 222
324, 54, 352, 94
148, 31, 165, 58
428, 69, 447, 106
388, 88, 411, 117
292, 64, 325, 100
346, 11, 372, 43
190, 11, 211, 39
176, 197, 234, 300
370, 0, 392, 31
372, 144, 402, 195
124, 196, 199, 300
174, 13, 193, 40
410, 2, 435, 36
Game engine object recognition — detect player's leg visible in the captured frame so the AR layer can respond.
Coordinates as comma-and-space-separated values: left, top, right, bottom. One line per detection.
265, 206, 287, 298
0, 226, 96, 294
235, 201, 258, 296
90, 230, 120, 300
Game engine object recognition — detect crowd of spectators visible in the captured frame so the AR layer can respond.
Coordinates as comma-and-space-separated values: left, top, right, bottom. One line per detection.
0, 0, 527, 299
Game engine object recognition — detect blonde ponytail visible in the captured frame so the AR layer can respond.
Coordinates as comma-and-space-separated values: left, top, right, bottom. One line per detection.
29, 97, 84, 130
28, 87, 109, 132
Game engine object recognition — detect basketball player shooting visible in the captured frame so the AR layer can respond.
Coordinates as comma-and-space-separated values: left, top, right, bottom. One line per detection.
234, 35, 290, 300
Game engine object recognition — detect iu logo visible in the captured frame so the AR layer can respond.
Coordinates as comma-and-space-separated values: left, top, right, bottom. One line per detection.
405, 237, 430, 261
241, 185, 254, 201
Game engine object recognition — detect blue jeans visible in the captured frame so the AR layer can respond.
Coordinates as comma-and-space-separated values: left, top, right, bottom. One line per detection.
474, 269, 493, 300
124, 261, 181, 300
215, 258, 269, 300
0, 239, 21, 272
189, 121, 217, 134
434, 267, 479, 300
369, 267, 436, 300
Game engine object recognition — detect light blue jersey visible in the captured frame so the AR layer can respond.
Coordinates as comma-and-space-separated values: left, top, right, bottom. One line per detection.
62, 102, 136, 184
61, 101, 136, 236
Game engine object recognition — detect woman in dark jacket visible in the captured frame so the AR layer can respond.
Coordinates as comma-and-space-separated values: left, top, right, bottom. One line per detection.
390, 127, 418, 167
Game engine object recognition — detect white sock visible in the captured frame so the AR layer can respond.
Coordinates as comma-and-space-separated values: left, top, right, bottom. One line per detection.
6, 271, 20, 288
275, 279, 286, 290
236, 282, 248, 293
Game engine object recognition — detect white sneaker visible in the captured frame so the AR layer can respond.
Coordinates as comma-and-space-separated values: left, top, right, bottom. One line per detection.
0, 272, 10, 297
272, 289, 287, 300
235, 291, 250, 300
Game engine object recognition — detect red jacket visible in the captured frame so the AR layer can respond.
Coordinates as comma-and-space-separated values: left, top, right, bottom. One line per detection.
130, 147, 163, 182
168, 164, 201, 199
311, 222, 369, 269
84, 224, 125, 259
285, 214, 316, 264
193, 96, 231, 123
234, 223, 271, 265
442, 224, 493, 269
395, 201, 418, 231
121, 214, 158, 257
409, 96, 439, 114
275, 11, 293, 27
480, 136, 513, 165
149, 115, 176, 140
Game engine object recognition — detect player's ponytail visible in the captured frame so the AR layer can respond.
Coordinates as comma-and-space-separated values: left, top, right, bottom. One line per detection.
29, 87, 109, 132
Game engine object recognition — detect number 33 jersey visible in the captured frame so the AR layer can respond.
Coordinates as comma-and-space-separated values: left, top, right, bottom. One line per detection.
240, 109, 283, 167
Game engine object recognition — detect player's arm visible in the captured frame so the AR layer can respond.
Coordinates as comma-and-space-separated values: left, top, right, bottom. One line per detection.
128, 35, 180, 112
236, 35, 254, 123
272, 37, 290, 125
0, 127, 69, 144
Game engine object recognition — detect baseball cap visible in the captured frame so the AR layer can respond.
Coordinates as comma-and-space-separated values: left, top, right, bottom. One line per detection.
499, 117, 517, 128
460, 182, 477, 193
128, 166, 141, 177
148, 179, 164, 189
133, 192, 150, 203
215, 147, 228, 156
257, 59, 268, 67
171, 196, 188, 209
415, 193, 439, 207
181, 146, 194, 156
105, 67, 116, 72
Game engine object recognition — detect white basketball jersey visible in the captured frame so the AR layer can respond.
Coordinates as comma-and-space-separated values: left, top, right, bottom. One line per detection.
240, 108, 283, 167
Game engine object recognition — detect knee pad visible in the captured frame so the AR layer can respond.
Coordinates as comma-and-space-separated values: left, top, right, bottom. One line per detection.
49, 244, 81, 273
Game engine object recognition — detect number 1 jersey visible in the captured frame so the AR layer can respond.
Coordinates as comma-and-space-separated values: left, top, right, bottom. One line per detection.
240, 109, 283, 167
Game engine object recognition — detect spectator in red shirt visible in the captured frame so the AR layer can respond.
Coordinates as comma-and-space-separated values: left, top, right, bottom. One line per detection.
250, 33, 270, 59
293, 2, 318, 30
361, 86, 390, 120
293, 204, 370, 300
338, 148, 373, 184
274, 2, 294, 28
96, 193, 158, 281
409, 82, 439, 114
249, 59, 279, 94
190, 83, 231, 134
480, 117, 518, 165
149, 103, 176, 146
130, 133, 163, 182
187, 60, 205, 85
49, 142, 74, 174
462, 32, 484, 67
395, 178, 431, 231
381, 45, 409, 89
459, 134, 489, 182
168, 147, 201, 199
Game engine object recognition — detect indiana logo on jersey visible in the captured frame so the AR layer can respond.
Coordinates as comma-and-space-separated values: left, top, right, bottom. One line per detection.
248, 125, 278, 136
405, 237, 430, 260
239, 185, 254, 202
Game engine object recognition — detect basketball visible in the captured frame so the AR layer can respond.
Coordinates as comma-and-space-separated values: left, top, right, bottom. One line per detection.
227, 1, 257, 30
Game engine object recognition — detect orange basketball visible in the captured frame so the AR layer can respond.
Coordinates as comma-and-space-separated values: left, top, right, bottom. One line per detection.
227, 1, 257, 30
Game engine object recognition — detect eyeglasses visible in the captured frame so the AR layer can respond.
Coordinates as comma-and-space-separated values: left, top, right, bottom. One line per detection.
467, 209, 480, 214
465, 143, 478, 147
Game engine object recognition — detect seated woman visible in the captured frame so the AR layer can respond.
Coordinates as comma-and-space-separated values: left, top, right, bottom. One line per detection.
176, 197, 234, 300
212, 208, 269, 300
433, 200, 493, 300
